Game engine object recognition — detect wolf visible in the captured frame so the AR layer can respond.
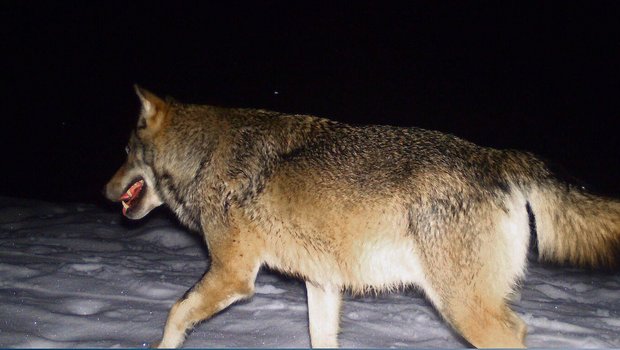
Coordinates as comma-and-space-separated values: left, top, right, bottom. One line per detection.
104, 86, 620, 348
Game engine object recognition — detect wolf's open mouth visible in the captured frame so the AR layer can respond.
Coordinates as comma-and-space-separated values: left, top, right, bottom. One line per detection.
119, 179, 144, 216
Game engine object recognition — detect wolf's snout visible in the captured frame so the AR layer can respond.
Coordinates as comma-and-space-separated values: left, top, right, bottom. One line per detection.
103, 182, 120, 202
104, 163, 129, 202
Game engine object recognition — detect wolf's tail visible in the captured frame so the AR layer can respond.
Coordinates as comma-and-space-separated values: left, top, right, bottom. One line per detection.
519, 156, 620, 269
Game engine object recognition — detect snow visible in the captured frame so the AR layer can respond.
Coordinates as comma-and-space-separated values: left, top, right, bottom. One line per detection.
0, 196, 618, 348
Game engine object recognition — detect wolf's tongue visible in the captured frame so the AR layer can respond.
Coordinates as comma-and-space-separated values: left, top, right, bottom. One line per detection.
120, 180, 144, 215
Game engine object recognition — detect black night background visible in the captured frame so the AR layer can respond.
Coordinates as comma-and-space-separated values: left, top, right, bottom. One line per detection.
1, 1, 619, 205
1, 2, 620, 347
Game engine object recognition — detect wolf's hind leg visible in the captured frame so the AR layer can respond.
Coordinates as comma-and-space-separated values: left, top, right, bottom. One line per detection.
414, 194, 529, 347
439, 294, 526, 348
306, 282, 341, 348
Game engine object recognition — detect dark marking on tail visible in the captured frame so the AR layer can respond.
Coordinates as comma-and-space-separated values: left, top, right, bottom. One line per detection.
526, 201, 539, 259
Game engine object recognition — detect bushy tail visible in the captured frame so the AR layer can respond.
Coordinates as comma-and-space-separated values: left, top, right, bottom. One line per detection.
527, 182, 620, 269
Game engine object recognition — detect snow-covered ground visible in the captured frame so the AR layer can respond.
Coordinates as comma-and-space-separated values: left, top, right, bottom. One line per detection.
0, 196, 618, 348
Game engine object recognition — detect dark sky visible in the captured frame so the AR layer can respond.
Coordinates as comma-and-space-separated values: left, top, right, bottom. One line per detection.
1, 1, 619, 204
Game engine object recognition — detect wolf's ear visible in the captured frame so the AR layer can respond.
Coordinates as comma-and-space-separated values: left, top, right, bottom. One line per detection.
134, 84, 168, 131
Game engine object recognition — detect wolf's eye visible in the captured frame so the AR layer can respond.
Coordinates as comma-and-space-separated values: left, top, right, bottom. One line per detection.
125, 145, 130, 154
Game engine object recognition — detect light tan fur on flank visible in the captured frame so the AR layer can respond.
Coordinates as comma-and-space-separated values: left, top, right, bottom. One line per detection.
105, 86, 620, 348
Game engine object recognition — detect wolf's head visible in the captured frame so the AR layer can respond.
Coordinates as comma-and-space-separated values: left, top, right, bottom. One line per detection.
103, 86, 167, 219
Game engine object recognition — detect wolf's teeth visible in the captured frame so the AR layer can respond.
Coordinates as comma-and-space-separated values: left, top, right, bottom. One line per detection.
122, 201, 129, 209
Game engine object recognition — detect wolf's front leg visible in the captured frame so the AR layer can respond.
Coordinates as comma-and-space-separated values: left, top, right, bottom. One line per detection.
306, 282, 342, 348
156, 228, 261, 348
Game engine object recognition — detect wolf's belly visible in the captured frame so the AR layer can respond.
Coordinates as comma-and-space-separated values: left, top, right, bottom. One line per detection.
258, 209, 432, 293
